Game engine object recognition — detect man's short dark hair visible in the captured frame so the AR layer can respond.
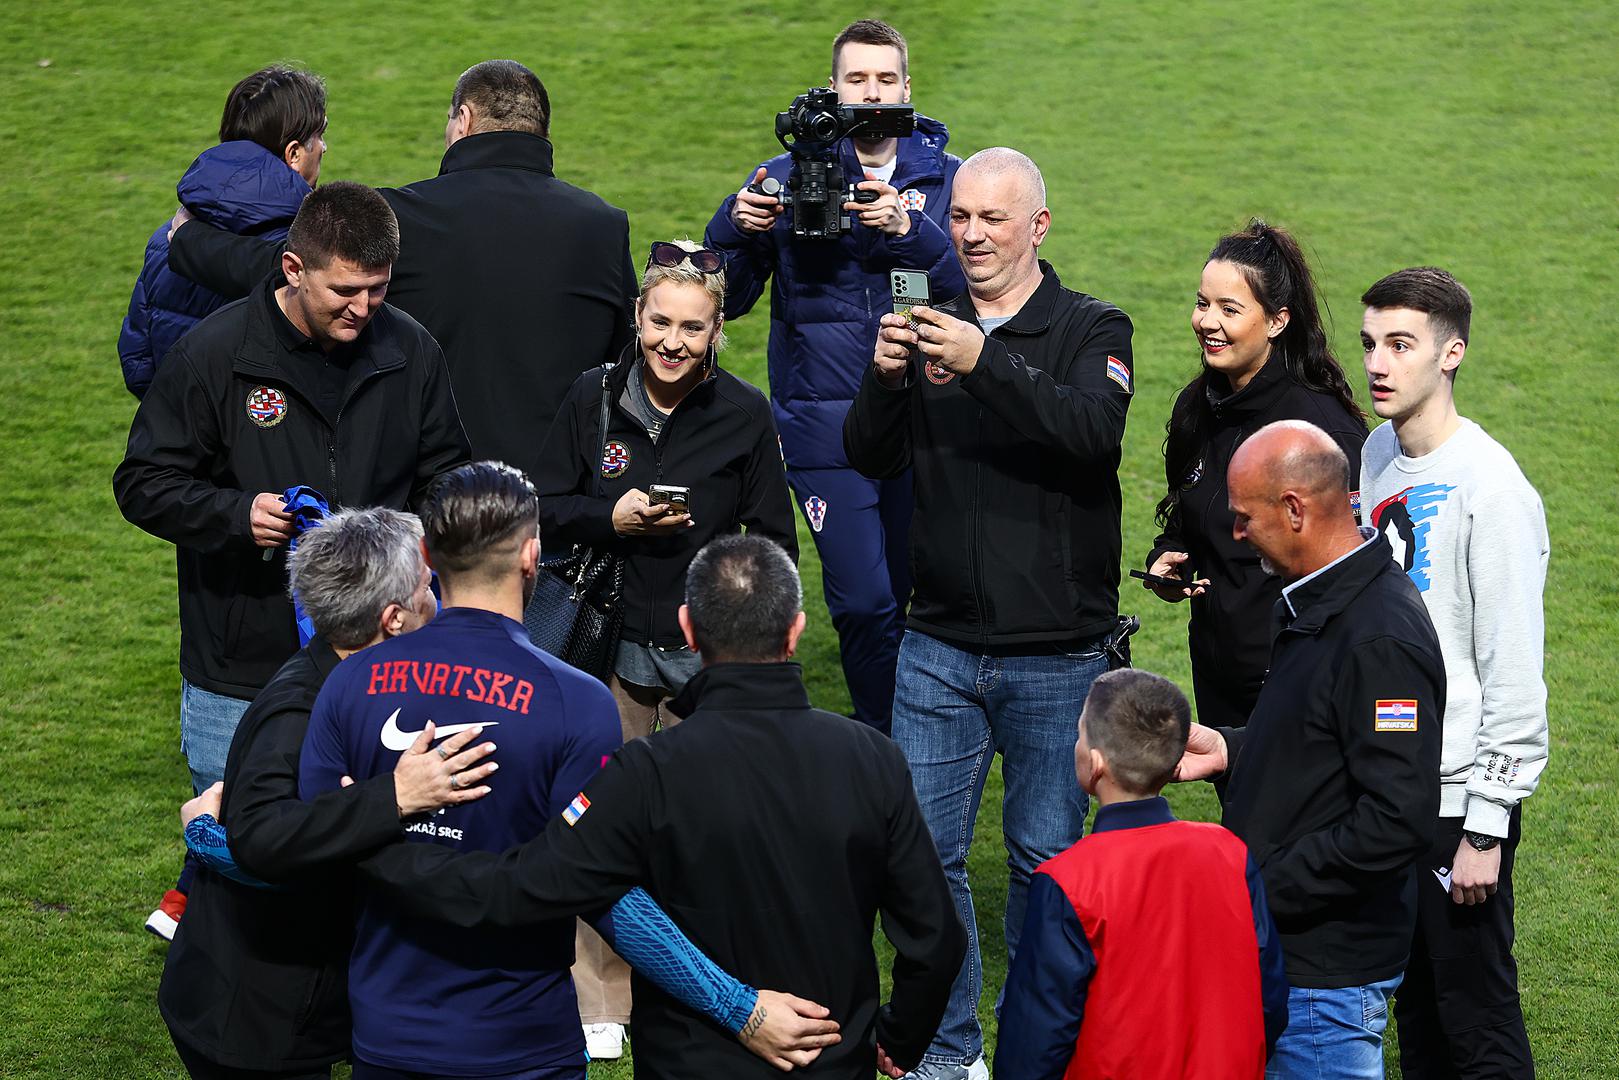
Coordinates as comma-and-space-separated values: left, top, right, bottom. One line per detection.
1361, 266, 1473, 345
285, 181, 400, 271
452, 60, 550, 138
684, 535, 801, 663
420, 461, 537, 587
833, 19, 908, 77
1082, 669, 1192, 795
219, 64, 327, 159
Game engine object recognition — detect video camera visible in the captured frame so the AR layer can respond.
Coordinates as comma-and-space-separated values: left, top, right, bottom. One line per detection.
748, 87, 915, 239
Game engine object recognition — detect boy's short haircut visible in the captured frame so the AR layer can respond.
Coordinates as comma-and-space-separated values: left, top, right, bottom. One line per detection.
833, 19, 908, 76
1360, 266, 1473, 345
1082, 669, 1192, 794
220, 64, 327, 158
285, 181, 400, 271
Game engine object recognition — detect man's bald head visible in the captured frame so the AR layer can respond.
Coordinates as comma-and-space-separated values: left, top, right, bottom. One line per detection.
1231, 420, 1351, 502
957, 147, 1047, 214
1227, 420, 1360, 580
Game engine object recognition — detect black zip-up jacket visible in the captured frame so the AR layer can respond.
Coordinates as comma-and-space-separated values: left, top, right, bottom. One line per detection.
158, 638, 404, 1071
1220, 532, 1444, 989
168, 131, 637, 484
113, 277, 470, 696
532, 355, 798, 649
843, 262, 1133, 646
1147, 359, 1367, 723
351, 661, 967, 1078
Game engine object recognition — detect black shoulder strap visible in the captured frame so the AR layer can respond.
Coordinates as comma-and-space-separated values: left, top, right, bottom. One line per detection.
592, 363, 615, 499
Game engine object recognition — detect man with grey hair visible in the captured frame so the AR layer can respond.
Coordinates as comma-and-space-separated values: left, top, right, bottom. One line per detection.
846, 146, 1135, 1078
159, 506, 499, 1078
1176, 420, 1445, 1079
170, 59, 636, 485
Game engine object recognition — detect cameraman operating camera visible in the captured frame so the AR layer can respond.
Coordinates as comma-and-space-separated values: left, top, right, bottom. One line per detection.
705, 19, 963, 736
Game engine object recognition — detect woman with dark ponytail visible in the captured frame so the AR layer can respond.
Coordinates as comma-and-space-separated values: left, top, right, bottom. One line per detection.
1144, 220, 1367, 732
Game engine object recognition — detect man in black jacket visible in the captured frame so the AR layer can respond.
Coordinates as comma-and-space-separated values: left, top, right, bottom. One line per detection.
114, 181, 471, 936
845, 147, 1133, 1080
349, 534, 966, 1079
160, 507, 496, 1079
167, 59, 636, 484
1176, 420, 1444, 1080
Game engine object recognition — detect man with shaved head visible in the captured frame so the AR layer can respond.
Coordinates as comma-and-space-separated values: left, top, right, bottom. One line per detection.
1176, 419, 1446, 1079
847, 147, 1134, 1079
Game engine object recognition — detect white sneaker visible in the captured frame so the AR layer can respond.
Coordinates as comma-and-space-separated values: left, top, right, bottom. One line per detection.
903, 1058, 988, 1080
584, 1022, 625, 1061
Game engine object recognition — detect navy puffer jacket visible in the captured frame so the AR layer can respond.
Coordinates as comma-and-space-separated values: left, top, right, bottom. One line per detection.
706, 115, 964, 470
118, 141, 309, 398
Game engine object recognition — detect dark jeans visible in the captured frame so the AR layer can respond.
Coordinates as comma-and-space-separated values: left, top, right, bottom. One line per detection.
1396, 807, 1534, 1078
170, 1033, 329, 1080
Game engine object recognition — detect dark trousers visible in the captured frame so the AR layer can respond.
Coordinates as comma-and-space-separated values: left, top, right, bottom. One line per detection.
1396, 807, 1534, 1078
170, 1033, 329, 1080
787, 465, 912, 735
1191, 660, 1261, 804
351, 1062, 584, 1080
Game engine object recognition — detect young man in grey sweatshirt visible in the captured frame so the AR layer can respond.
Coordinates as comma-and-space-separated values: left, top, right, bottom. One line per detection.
1359, 266, 1547, 1078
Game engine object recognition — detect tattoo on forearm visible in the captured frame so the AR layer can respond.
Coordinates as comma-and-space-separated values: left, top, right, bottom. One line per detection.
740, 1005, 767, 1041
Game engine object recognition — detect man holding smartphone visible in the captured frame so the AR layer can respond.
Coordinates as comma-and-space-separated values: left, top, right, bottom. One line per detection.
705, 19, 964, 736
848, 147, 1134, 1080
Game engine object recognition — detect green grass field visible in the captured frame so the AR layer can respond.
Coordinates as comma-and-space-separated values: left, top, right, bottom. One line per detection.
2, 2, 1615, 1076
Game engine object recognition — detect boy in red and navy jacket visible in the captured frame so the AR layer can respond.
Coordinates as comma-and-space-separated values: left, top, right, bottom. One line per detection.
995, 669, 1288, 1079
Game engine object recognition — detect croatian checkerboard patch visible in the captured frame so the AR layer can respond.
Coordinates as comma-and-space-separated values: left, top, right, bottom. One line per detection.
245, 385, 288, 428
1105, 356, 1132, 393
562, 792, 590, 826
601, 440, 630, 479
1375, 699, 1418, 732
898, 188, 927, 212
803, 496, 828, 533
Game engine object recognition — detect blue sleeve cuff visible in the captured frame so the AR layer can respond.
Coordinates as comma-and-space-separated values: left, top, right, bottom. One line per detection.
605, 886, 758, 1034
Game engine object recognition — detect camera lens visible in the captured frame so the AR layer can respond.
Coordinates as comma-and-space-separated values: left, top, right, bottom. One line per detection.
808, 111, 840, 141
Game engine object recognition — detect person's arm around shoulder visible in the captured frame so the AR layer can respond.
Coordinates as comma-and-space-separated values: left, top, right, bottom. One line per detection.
112, 340, 262, 552
704, 164, 782, 321
957, 306, 1135, 463
843, 314, 917, 480
992, 871, 1092, 1080
874, 742, 968, 1074
168, 217, 284, 300
1454, 476, 1550, 900
1258, 635, 1442, 920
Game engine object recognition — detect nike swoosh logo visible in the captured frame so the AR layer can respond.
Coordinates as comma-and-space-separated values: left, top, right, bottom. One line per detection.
379, 707, 499, 752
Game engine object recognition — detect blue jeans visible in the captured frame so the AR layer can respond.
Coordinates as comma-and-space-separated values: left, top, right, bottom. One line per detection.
1266, 976, 1403, 1079
893, 629, 1107, 1066
179, 679, 252, 794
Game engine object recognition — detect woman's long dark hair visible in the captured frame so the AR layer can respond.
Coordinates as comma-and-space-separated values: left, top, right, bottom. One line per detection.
1155, 219, 1364, 530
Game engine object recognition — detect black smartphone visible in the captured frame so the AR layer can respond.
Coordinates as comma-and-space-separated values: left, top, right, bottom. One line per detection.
647, 484, 690, 512
1130, 568, 1210, 591
890, 268, 930, 327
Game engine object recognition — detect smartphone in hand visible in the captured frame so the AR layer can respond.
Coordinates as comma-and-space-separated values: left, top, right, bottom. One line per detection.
890, 269, 930, 328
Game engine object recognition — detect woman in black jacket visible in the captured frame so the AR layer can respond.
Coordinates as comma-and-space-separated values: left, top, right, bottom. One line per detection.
533, 239, 798, 1052
1145, 220, 1367, 731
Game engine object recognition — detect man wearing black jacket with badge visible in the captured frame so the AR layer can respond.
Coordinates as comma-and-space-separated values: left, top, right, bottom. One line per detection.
347, 534, 966, 1079
1176, 420, 1444, 1080
847, 147, 1133, 1079
114, 181, 470, 937
167, 60, 636, 484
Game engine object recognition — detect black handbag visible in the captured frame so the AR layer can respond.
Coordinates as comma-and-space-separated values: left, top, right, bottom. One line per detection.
522, 368, 626, 681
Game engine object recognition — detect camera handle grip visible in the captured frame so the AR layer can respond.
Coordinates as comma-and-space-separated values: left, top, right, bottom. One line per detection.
848, 186, 879, 204
747, 176, 786, 202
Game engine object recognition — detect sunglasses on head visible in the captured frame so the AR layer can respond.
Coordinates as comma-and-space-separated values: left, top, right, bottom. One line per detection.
648, 242, 725, 274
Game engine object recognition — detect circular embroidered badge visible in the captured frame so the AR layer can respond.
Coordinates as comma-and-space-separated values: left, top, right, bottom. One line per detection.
601, 440, 631, 479
245, 385, 288, 428
924, 361, 956, 386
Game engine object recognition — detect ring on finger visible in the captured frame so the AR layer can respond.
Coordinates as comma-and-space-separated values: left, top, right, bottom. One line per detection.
435, 745, 451, 760
449, 772, 462, 791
